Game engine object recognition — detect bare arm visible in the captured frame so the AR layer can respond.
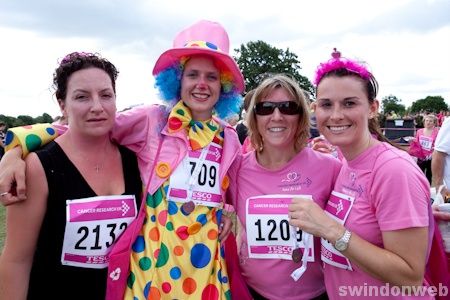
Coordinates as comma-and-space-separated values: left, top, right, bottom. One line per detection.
431, 152, 450, 220
0, 153, 48, 299
0, 146, 26, 205
432, 150, 448, 194
289, 199, 427, 286
432, 205, 450, 221
339, 226, 427, 286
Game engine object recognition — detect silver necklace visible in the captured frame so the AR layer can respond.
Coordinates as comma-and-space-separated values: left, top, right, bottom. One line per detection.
94, 164, 102, 173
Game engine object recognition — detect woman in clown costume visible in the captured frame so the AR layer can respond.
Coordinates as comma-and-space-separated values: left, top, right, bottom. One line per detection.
108, 19, 245, 300
0, 20, 248, 300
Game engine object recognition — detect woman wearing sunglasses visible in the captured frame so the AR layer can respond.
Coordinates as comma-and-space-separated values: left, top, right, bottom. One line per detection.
227, 74, 341, 300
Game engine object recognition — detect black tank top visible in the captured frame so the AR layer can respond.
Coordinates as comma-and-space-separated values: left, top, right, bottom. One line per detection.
27, 141, 142, 300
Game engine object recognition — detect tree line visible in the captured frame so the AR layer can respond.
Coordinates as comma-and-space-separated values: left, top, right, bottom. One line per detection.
0, 113, 54, 129
1, 41, 447, 128
234, 41, 448, 116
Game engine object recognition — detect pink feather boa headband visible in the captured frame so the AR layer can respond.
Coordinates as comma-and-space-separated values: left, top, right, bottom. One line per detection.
314, 48, 372, 86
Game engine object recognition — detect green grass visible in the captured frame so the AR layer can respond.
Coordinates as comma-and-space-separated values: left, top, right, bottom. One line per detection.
0, 205, 5, 252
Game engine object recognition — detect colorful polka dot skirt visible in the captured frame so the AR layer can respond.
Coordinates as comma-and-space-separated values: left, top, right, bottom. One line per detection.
124, 182, 231, 300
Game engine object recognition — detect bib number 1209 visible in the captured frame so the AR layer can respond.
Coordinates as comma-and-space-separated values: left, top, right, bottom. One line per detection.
254, 219, 302, 242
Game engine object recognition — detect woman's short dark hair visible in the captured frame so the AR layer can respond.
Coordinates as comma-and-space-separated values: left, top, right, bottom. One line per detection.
53, 52, 119, 101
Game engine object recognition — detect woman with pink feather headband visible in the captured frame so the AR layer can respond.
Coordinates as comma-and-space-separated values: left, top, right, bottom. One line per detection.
289, 49, 435, 299
0, 20, 251, 300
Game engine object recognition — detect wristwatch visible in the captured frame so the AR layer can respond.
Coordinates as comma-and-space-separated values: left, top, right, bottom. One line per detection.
334, 229, 352, 252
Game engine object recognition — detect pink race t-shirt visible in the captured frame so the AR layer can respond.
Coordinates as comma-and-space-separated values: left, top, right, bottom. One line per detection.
324, 142, 433, 300
415, 128, 439, 159
231, 147, 341, 300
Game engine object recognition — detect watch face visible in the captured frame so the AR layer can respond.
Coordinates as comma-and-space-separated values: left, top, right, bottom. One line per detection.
335, 240, 347, 251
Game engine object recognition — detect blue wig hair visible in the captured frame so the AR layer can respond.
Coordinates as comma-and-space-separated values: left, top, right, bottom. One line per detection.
154, 61, 243, 120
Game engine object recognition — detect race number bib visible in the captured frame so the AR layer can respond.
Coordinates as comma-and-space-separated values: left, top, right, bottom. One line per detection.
61, 195, 137, 269
419, 135, 432, 151
246, 194, 314, 261
168, 143, 222, 207
321, 191, 354, 270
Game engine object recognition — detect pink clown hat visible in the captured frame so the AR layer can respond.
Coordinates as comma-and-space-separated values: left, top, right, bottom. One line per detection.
152, 20, 245, 93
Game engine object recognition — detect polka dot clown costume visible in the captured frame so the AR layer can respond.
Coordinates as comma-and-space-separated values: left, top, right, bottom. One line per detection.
2, 20, 246, 300
111, 20, 245, 300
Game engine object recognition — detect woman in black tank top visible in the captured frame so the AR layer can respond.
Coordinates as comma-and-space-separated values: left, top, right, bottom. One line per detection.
0, 52, 141, 300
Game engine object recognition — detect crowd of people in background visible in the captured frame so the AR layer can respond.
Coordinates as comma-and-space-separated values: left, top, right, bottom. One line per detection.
0, 19, 450, 300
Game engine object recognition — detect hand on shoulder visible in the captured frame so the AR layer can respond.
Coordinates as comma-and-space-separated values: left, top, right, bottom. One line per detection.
0, 147, 26, 205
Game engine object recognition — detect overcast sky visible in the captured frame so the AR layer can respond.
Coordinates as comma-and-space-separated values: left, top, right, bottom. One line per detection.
1, 0, 449, 118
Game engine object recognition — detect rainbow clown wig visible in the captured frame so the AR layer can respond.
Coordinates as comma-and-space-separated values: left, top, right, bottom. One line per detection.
151, 20, 245, 120
154, 59, 243, 120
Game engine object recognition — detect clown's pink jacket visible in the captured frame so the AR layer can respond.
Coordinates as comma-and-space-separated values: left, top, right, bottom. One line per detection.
105, 104, 242, 300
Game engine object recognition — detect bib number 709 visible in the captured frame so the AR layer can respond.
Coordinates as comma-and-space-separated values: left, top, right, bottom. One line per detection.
189, 161, 217, 187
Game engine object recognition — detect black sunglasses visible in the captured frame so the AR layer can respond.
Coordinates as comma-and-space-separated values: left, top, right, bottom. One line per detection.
254, 101, 301, 116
